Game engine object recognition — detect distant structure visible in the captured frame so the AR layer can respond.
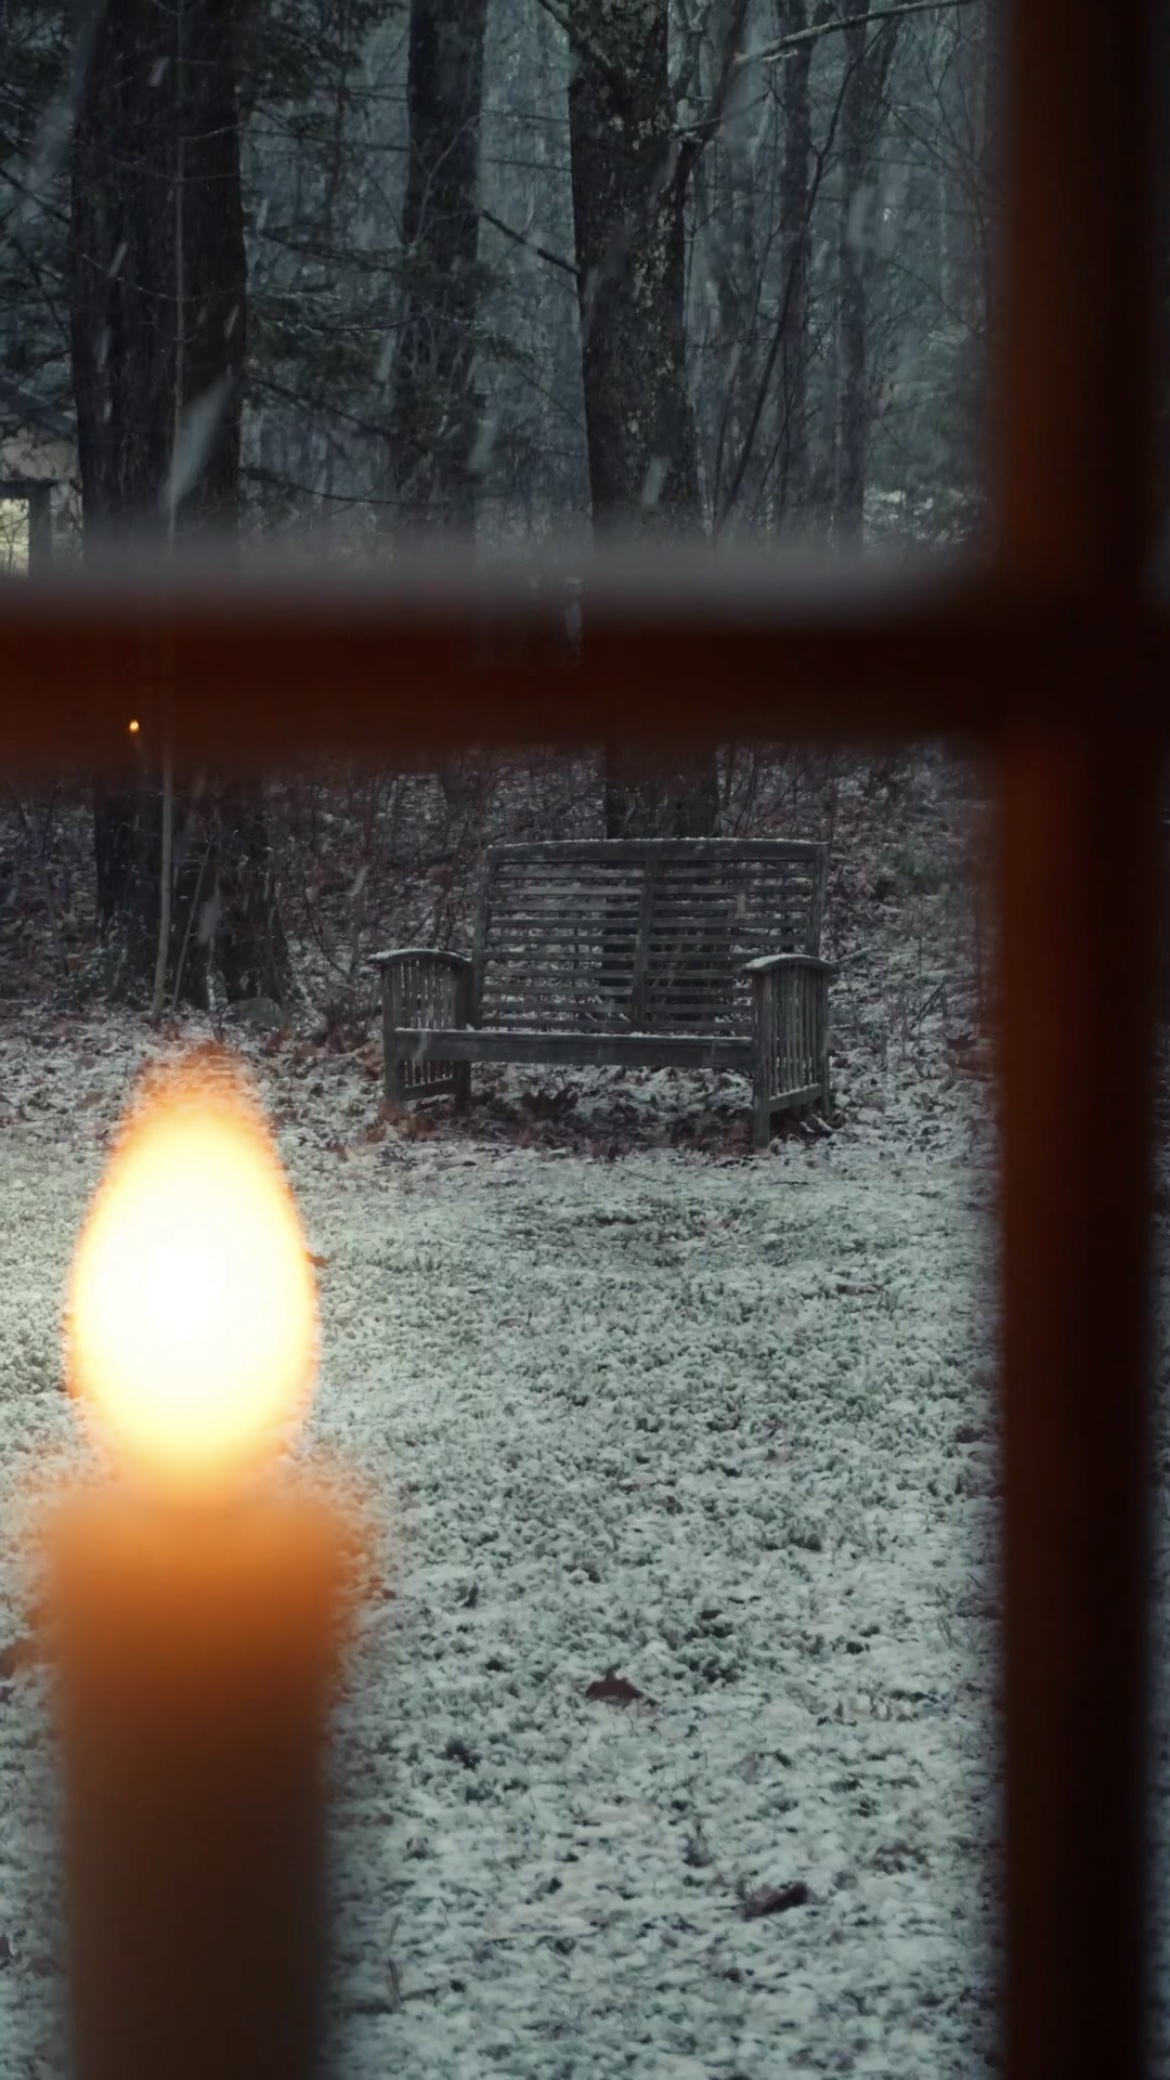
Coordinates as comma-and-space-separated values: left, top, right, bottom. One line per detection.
0, 377, 77, 573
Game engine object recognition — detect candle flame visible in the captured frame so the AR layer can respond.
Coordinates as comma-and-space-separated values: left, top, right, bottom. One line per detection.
67, 1048, 317, 1490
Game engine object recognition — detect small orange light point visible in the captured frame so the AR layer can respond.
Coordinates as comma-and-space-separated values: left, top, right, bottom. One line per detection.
128, 719, 140, 735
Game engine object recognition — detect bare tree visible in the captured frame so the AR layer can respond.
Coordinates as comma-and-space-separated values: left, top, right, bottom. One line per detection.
70, 0, 288, 1008
386, 0, 489, 533
836, 2, 900, 539
775, 0, 819, 525
566, 0, 745, 834
566, 0, 702, 533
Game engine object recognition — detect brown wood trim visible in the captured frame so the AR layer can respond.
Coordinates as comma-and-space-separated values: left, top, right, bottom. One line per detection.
0, 570, 1167, 766
999, 714, 1161, 2080
995, 1, 1157, 591
994, 1, 1160, 2073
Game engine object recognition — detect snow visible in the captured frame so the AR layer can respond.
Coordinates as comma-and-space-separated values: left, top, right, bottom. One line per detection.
0, 1008, 1003, 2077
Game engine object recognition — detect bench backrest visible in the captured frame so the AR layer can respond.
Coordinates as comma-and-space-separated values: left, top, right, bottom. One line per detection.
473, 839, 826, 1034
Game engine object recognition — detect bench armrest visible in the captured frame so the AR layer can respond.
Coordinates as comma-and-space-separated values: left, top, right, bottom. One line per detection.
743, 953, 836, 977
368, 948, 472, 975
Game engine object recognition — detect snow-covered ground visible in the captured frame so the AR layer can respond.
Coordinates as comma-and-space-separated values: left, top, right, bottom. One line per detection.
0, 1012, 1003, 2078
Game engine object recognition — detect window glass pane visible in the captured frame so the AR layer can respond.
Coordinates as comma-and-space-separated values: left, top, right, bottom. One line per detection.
0, 0, 996, 561
0, 741, 1002, 2072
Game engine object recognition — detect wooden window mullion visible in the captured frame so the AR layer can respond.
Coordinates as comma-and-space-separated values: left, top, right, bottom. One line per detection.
999, 717, 1161, 2080
995, 5, 1160, 2076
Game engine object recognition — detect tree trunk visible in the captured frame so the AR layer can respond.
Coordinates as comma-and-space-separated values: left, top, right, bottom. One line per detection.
70, 0, 289, 1009
209, 785, 291, 1005
568, 0, 715, 836
693, 3, 760, 526
603, 753, 721, 840
70, 0, 245, 542
835, 5, 898, 544
386, 0, 489, 534
568, 0, 701, 534
776, 0, 815, 528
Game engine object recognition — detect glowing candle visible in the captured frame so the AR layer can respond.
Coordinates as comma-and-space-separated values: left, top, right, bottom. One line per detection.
45, 1048, 355, 2080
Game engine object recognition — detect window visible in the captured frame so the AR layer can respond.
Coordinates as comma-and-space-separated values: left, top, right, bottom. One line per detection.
0, 5, 1162, 2078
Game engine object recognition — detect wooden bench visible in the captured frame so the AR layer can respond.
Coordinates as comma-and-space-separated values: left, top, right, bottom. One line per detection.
370, 839, 834, 1148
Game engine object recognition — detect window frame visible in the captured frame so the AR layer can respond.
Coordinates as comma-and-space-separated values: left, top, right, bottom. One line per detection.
0, 4, 1163, 2075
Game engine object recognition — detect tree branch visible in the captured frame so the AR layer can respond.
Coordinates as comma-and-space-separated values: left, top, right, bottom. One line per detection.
670, 0, 706, 110
670, 0, 752, 211
251, 373, 393, 445
676, 0, 752, 151
530, 0, 571, 35
531, 0, 626, 96
751, 0, 975, 68
0, 374, 74, 441
716, 50, 853, 532
481, 206, 577, 282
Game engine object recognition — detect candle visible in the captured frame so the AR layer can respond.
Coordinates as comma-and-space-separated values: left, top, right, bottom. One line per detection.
44, 1047, 355, 2080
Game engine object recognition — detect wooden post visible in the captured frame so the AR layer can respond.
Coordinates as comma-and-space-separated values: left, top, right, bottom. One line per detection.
452, 963, 472, 1112
816, 968, 831, 1117
381, 964, 407, 1104
749, 967, 775, 1150
629, 859, 657, 1028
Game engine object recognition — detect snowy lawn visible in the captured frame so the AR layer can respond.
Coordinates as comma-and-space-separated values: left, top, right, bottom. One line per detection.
0, 1021, 1001, 2078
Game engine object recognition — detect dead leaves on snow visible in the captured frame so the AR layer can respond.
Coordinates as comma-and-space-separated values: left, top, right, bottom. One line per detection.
585, 1667, 653, 1707
741, 1879, 811, 1919
579, 1669, 813, 1927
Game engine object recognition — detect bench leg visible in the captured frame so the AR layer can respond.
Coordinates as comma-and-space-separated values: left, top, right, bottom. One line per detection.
751, 1088, 772, 1150
382, 972, 411, 1105
383, 1038, 410, 1105
815, 969, 831, 1117
750, 969, 776, 1150
451, 968, 472, 1112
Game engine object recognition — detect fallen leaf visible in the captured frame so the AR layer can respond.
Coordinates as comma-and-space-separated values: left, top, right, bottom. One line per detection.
444, 1736, 480, 1770
742, 1881, 811, 1920
398, 1113, 436, 1141
586, 1669, 651, 1707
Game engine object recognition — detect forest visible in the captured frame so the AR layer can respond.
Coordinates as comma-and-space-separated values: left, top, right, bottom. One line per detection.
0, 0, 994, 1017
0, 0, 991, 557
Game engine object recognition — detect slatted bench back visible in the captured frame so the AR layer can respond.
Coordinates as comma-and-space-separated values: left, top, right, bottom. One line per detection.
473, 839, 826, 1034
